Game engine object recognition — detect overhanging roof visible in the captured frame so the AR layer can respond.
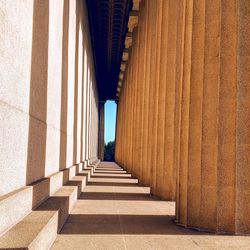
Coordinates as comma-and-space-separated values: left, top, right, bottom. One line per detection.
86, 0, 132, 101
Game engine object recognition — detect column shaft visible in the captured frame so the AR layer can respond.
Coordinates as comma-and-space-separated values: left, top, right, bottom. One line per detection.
98, 101, 105, 161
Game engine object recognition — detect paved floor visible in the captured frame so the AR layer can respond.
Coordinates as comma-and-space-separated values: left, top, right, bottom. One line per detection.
52, 162, 250, 250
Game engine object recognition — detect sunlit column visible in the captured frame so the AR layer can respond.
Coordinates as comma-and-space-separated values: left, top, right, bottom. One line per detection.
236, 0, 250, 234
140, 1, 149, 185
131, 28, 139, 177
149, 0, 161, 195
160, 0, 178, 200
173, 0, 186, 203
143, 1, 154, 186
154, 0, 166, 197
186, 0, 205, 228
176, 0, 194, 226
145, 1, 157, 187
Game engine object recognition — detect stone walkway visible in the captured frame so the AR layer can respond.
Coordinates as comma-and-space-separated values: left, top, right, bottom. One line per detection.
52, 162, 250, 250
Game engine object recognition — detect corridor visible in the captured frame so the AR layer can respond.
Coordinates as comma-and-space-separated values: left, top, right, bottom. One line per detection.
52, 162, 250, 250
1, 0, 250, 248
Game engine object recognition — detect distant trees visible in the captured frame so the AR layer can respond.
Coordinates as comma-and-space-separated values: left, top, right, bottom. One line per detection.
104, 141, 115, 161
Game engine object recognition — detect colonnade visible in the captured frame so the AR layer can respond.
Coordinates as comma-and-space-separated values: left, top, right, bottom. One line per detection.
115, 0, 250, 234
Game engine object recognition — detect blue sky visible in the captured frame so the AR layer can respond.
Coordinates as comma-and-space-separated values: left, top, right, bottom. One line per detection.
105, 101, 117, 143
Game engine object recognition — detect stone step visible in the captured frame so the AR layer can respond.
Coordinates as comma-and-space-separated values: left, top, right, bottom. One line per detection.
0, 186, 78, 250
65, 175, 87, 197
80, 161, 99, 181
0, 160, 100, 249
0, 164, 78, 237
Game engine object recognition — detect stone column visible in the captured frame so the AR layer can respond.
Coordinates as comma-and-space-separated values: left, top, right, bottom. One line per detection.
217, 0, 237, 232
173, 0, 186, 207
136, 2, 144, 181
176, 0, 193, 225
131, 28, 139, 177
150, 0, 161, 195
176, 0, 250, 234
98, 101, 105, 161
236, 0, 250, 234
187, 0, 205, 229
154, 0, 166, 197
145, 0, 157, 187
160, 0, 178, 200
131, 2, 142, 179
85, 66, 90, 162
143, 0, 152, 186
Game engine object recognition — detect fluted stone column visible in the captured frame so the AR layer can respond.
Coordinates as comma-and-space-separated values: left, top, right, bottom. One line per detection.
136, 3, 144, 181
176, 0, 250, 234
138, 3, 145, 182
236, 0, 250, 234
174, 0, 186, 220
216, 1, 237, 232
159, 0, 178, 200
143, 1, 152, 186
149, 0, 161, 195
131, 28, 139, 177
176, 0, 193, 225
145, 0, 158, 187
115, 0, 250, 234
98, 101, 105, 161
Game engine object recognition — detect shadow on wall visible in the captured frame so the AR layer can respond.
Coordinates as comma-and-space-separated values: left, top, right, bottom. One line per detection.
59, 0, 69, 170
26, 0, 50, 185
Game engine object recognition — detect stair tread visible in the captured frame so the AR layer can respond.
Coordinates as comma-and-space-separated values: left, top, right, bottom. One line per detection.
0, 210, 57, 248
38, 186, 77, 210
71, 175, 87, 181
0, 160, 100, 249
0, 186, 77, 249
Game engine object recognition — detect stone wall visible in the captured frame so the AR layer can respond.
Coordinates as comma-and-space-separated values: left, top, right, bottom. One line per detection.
0, 0, 99, 196
115, 0, 250, 234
